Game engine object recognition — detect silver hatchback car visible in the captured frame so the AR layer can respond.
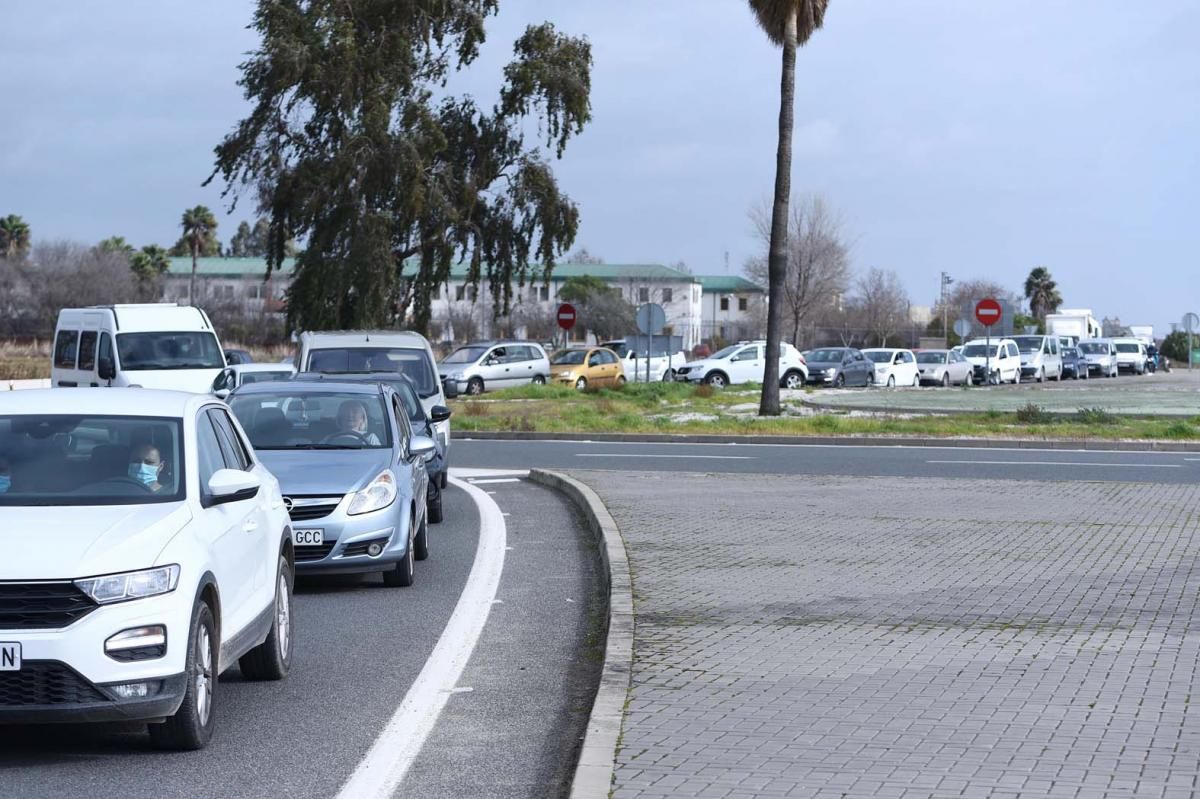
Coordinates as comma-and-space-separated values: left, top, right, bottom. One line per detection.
228, 380, 435, 587
439, 341, 551, 395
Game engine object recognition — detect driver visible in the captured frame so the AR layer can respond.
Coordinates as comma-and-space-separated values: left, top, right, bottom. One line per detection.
336, 400, 380, 445
128, 444, 166, 492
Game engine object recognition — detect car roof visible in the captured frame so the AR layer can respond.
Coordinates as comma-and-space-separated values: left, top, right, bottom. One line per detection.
233, 379, 384, 396
295, 371, 416, 386
299, 330, 430, 348
0, 388, 213, 417
463, 340, 542, 347
232, 363, 296, 373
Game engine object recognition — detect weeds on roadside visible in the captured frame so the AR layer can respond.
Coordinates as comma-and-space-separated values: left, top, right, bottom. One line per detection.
811, 414, 841, 432
1162, 420, 1197, 439
693, 384, 715, 399
1076, 407, 1118, 426
1015, 402, 1054, 424
462, 402, 488, 417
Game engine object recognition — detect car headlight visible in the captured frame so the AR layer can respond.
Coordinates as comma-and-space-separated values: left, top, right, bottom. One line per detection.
447, 372, 465, 381
348, 471, 398, 516
557, 371, 575, 379
75, 565, 180, 605
824, 368, 837, 376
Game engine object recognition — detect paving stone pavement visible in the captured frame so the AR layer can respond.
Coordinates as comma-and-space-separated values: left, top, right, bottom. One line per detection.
569, 470, 1200, 799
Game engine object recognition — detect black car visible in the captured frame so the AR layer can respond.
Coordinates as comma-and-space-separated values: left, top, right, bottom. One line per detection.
295, 371, 450, 523
1061, 346, 1090, 380
803, 347, 875, 387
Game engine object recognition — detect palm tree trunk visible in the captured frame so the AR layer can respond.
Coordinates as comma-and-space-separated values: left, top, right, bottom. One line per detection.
759, 9, 797, 416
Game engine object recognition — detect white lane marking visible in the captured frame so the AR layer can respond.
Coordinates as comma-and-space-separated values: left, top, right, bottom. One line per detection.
452, 467, 530, 478
927, 460, 1183, 468
1186, 458, 1200, 462
574, 454, 753, 460
468, 478, 522, 484
335, 476, 506, 799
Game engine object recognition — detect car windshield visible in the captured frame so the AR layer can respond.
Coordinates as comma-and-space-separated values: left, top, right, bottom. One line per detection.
917, 352, 947, 364
1115, 343, 1140, 353
240, 371, 293, 385
116, 331, 224, 370
865, 351, 895, 363
1012, 336, 1044, 354
0, 415, 184, 506
603, 342, 630, 357
229, 391, 392, 450
709, 345, 741, 360
551, 350, 587, 365
962, 344, 1000, 358
1063, 348, 1078, 357
1079, 342, 1107, 354
809, 349, 846, 362
441, 346, 489, 365
306, 347, 439, 398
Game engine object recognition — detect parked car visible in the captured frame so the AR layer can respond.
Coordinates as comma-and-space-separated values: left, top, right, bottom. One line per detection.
602, 340, 687, 382
295, 372, 450, 522
228, 380, 435, 586
1078, 339, 1119, 378
550, 347, 625, 390
1060, 346, 1090, 380
863, 348, 919, 388
1012, 335, 1063, 382
438, 340, 551, 395
224, 348, 254, 366
916, 349, 974, 386
0, 388, 293, 750
961, 338, 1022, 384
804, 347, 874, 387
213, 363, 298, 398
1111, 338, 1148, 374
52, 304, 226, 393
676, 341, 808, 389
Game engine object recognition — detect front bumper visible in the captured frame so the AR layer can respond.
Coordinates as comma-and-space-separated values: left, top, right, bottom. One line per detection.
290, 499, 409, 576
806, 372, 836, 385
0, 664, 186, 724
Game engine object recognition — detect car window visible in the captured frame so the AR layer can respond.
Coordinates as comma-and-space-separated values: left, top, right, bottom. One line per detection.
901, 352, 914, 364
98, 332, 114, 370
78, 331, 98, 371
392, 397, 412, 453
1008, 343, 1018, 357
196, 413, 226, 490
208, 408, 252, 471
54, 330, 79, 368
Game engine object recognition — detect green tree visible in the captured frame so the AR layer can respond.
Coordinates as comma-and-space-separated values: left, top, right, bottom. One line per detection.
1023, 266, 1062, 320
0, 214, 32, 260
748, 0, 830, 415
180, 206, 218, 304
130, 244, 171, 283
96, 236, 135, 257
1160, 330, 1191, 363
206, 2, 593, 334
558, 275, 635, 341
229, 221, 254, 258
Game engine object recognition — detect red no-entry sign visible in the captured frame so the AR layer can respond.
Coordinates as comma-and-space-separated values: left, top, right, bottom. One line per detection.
557, 303, 577, 331
975, 298, 1002, 327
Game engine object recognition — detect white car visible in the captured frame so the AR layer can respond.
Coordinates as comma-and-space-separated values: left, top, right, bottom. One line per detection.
1111, 338, 1148, 375
863, 348, 919, 388
915, 349, 974, 386
674, 341, 809, 389
961, 338, 1022, 384
212, 362, 297, 399
0, 389, 293, 750
602, 340, 687, 383
1078, 339, 1119, 378
1011, 335, 1064, 383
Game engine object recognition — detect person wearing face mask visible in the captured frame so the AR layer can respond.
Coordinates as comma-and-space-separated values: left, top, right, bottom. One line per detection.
0, 457, 11, 494
335, 400, 381, 445
128, 444, 165, 492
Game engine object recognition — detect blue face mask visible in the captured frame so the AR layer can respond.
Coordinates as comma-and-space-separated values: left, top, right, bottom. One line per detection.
0, 475, 10, 494
128, 462, 159, 486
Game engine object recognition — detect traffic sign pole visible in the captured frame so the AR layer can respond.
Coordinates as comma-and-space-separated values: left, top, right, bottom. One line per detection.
975, 299, 1003, 384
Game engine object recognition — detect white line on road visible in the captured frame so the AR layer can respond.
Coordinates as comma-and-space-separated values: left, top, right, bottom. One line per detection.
927, 460, 1183, 468
335, 476, 506, 799
575, 454, 753, 460
467, 478, 522, 484
1186, 458, 1200, 462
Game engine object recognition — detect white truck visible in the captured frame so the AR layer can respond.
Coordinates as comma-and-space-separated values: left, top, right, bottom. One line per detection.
602, 339, 687, 382
1128, 325, 1155, 346
1046, 309, 1101, 344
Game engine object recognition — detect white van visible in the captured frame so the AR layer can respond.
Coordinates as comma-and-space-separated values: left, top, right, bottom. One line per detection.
52, 304, 226, 393
961, 338, 1023, 384
297, 331, 452, 480
1011, 334, 1063, 382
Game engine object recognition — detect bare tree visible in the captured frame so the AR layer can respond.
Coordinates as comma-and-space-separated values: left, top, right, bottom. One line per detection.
565, 247, 604, 265
512, 302, 558, 341
746, 194, 850, 348
445, 302, 481, 343
4, 241, 138, 336
855, 267, 909, 347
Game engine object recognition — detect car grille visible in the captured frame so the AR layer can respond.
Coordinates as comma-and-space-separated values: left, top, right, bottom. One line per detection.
286, 497, 342, 522
0, 661, 109, 706
295, 542, 337, 563
0, 582, 97, 630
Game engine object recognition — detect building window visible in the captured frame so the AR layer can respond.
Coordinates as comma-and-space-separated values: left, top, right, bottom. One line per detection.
455, 285, 466, 301
720, 297, 730, 311
661, 288, 673, 303
637, 287, 650, 303
539, 286, 549, 302
738, 297, 748, 312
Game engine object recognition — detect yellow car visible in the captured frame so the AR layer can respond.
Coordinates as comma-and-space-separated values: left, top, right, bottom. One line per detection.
551, 347, 626, 390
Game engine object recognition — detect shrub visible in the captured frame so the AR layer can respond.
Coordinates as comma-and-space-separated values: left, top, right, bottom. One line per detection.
1163, 421, 1197, 439
811, 414, 841, 432
1015, 402, 1053, 424
1076, 407, 1118, 426
693, 384, 715, 399
462, 402, 488, 417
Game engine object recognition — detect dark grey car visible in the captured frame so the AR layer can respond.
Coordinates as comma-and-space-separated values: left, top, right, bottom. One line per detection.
1061, 347, 1090, 380
804, 347, 874, 387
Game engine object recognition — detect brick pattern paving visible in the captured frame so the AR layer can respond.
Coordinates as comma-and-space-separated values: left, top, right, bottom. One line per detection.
572, 470, 1200, 799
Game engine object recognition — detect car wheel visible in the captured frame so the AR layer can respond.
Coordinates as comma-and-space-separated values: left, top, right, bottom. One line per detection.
1037, 368, 1044, 383
615, 375, 627, 387
1013, 370, 1021, 384
383, 518, 416, 587
150, 600, 217, 751
912, 374, 921, 387
466, 377, 484, 395
965, 371, 973, 386
705, 372, 727, 388
833, 374, 845, 388
663, 369, 676, 382
782, 370, 803, 390
428, 487, 444, 524
531, 374, 546, 385
942, 373, 950, 387
886, 375, 895, 388
240, 555, 294, 681
574, 377, 587, 391
414, 510, 429, 561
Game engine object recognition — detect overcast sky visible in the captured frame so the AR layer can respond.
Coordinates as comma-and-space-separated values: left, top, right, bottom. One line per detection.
3, 1, 1197, 331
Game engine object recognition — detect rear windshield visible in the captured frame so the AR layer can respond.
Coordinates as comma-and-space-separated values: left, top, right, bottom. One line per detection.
117, 332, 224, 370
306, 347, 439, 398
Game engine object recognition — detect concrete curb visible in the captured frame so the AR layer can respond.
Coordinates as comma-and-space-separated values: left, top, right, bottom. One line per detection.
528, 469, 633, 799
464, 431, 1200, 452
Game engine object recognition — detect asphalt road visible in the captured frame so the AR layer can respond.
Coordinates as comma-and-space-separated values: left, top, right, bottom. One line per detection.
456, 438, 1200, 484
0, 479, 602, 799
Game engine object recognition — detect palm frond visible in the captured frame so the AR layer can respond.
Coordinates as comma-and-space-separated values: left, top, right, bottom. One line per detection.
748, 0, 830, 47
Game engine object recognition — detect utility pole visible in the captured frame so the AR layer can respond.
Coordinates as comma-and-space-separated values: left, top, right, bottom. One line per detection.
940, 272, 953, 347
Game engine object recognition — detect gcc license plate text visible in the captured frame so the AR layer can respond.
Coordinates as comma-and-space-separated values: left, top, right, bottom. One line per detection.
294, 530, 324, 546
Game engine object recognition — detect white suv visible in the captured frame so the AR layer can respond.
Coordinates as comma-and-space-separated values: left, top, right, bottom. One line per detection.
675, 341, 809, 388
0, 389, 293, 750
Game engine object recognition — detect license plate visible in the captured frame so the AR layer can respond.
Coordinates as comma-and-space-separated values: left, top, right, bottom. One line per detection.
0, 643, 20, 671
294, 529, 324, 546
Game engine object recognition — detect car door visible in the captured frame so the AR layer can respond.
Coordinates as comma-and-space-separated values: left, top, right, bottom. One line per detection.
848, 351, 867, 385
479, 346, 508, 389
391, 395, 424, 521
598, 349, 621, 385
729, 345, 763, 383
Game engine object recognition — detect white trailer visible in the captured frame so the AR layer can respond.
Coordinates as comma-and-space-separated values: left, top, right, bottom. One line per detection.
1046, 309, 1101, 342
1128, 325, 1155, 345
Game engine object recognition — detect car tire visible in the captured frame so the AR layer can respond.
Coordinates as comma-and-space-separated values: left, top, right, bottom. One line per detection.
414, 510, 429, 562
833, 374, 845, 388
240, 555, 294, 682
912, 374, 920, 387
615, 375, 627, 387
383, 519, 416, 587
942, 373, 950, 387
886, 375, 895, 388
705, 372, 728, 388
1037, 368, 1044, 383
428, 488, 444, 524
466, 377, 484, 395
574, 377, 587, 391
965, 372, 973, 387
782, 370, 804, 390
531, 375, 546, 385
663, 369, 676, 382
149, 600, 217, 751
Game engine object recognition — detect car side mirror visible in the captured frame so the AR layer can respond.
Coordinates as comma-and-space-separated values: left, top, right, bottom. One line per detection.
409, 434, 437, 462
442, 377, 459, 399
205, 469, 261, 507
429, 405, 452, 423
98, 358, 115, 381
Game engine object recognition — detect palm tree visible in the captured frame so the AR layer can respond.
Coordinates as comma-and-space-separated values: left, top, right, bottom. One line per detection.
0, 214, 32, 260
130, 244, 171, 282
748, 0, 830, 416
181, 206, 218, 304
1024, 266, 1062, 320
